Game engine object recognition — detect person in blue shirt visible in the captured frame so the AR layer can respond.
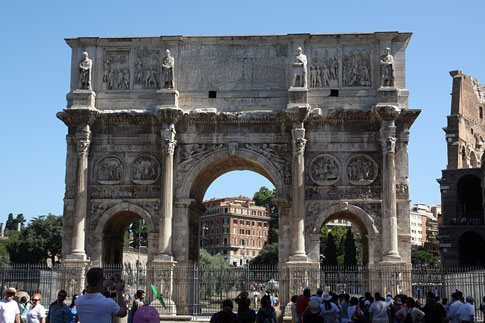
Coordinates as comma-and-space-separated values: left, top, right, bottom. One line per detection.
68, 295, 78, 323
46, 290, 70, 323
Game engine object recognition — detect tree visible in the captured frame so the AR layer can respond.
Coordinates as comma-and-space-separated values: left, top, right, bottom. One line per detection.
249, 242, 278, 266
344, 228, 358, 266
199, 248, 228, 268
0, 238, 10, 264
5, 213, 26, 232
7, 214, 62, 263
128, 220, 148, 248
411, 248, 439, 266
253, 186, 278, 243
323, 233, 338, 265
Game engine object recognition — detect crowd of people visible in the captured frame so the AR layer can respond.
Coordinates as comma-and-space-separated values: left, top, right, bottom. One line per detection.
210, 287, 485, 323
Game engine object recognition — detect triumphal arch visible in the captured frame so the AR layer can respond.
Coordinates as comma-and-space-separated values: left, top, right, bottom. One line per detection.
58, 32, 419, 311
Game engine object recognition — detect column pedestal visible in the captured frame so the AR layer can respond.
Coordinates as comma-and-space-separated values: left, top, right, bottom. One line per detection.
149, 260, 177, 315
60, 260, 90, 297
155, 89, 179, 109
287, 87, 309, 109
66, 90, 96, 108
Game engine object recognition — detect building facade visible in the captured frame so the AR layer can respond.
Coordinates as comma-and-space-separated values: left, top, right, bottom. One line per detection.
438, 71, 485, 266
201, 197, 270, 266
409, 204, 439, 252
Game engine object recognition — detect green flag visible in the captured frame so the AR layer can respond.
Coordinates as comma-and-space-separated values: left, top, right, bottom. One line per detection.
150, 284, 166, 309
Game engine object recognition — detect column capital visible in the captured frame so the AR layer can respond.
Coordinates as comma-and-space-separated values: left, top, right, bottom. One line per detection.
74, 124, 91, 157
273, 199, 291, 208
373, 105, 400, 121
161, 124, 177, 156
291, 127, 306, 154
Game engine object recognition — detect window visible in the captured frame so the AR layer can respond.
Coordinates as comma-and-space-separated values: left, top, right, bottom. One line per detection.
216, 228, 219, 234
224, 228, 229, 234
258, 230, 261, 236
224, 218, 229, 224
216, 238, 219, 244
252, 221, 255, 226
264, 223, 268, 227
258, 222, 262, 227
224, 249, 227, 254
246, 221, 250, 225
224, 238, 228, 245
481, 107, 483, 119
225, 208, 228, 213
246, 229, 250, 235
233, 219, 238, 225
216, 219, 219, 225
240, 229, 244, 234
252, 230, 255, 235
241, 239, 245, 246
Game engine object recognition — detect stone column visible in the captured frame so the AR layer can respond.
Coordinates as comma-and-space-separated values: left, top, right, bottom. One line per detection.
289, 125, 308, 261
156, 124, 177, 261
379, 115, 401, 262
67, 124, 91, 260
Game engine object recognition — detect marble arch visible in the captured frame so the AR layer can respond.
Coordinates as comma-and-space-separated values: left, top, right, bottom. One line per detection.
58, 32, 420, 312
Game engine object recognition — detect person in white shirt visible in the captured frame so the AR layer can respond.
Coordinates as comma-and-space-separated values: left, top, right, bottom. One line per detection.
0, 287, 20, 323
369, 293, 390, 323
75, 268, 127, 323
448, 292, 463, 323
27, 294, 45, 323
456, 296, 474, 323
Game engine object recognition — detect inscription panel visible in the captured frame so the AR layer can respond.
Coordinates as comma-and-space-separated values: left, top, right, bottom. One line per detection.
177, 44, 288, 92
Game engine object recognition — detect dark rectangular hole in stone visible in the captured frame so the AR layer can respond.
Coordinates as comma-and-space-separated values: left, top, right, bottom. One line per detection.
209, 91, 217, 98
330, 89, 339, 97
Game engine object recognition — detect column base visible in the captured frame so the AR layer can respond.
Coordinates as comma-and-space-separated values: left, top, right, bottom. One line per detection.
153, 254, 175, 262
66, 90, 96, 108
383, 251, 402, 262
288, 253, 308, 262
65, 251, 88, 261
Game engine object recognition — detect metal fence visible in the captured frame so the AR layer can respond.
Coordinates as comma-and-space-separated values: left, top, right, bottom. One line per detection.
0, 264, 484, 320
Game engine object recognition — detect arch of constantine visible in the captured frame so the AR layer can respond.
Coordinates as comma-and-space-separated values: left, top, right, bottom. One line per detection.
58, 32, 420, 313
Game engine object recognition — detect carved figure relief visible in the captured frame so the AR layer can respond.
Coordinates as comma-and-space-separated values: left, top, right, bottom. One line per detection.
343, 47, 371, 87
244, 143, 291, 185
79, 52, 93, 90
471, 77, 485, 104
291, 47, 307, 88
134, 50, 160, 89
130, 155, 160, 184
310, 48, 339, 88
95, 156, 124, 184
379, 47, 395, 87
161, 49, 175, 89
103, 51, 130, 90
309, 154, 341, 185
346, 155, 378, 185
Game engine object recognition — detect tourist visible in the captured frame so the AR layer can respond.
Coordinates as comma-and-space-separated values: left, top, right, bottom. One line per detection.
254, 293, 260, 310
395, 298, 424, 323
303, 300, 324, 323
246, 309, 257, 323
310, 289, 324, 304
297, 288, 312, 322
46, 290, 70, 323
340, 294, 350, 323
235, 291, 251, 323
0, 287, 20, 323
290, 295, 299, 323
18, 296, 30, 323
210, 299, 240, 323
348, 297, 365, 323
455, 296, 474, 323
386, 296, 396, 321
441, 299, 449, 315
480, 297, 485, 318
68, 295, 78, 323
128, 290, 144, 323
27, 294, 45, 323
75, 268, 127, 323
320, 292, 340, 323
368, 293, 390, 323
257, 296, 276, 323
422, 292, 445, 323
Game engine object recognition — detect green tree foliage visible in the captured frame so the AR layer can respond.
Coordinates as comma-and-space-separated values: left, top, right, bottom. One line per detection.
5, 213, 26, 232
128, 220, 148, 248
323, 233, 338, 265
253, 186, 278, 243
411, 248, 439, 266
199, 248, 229, 268
0, 238, 10, 264
249, 242, 278, 266
321, 226, 361, 266
7, 214, 62, 263
344, 228, 358, 266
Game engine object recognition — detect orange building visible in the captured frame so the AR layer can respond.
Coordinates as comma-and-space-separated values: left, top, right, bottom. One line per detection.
201, 196, 270, 266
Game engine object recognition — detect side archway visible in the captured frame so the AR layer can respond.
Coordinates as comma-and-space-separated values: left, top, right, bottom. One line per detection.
312, 202, 379, 265
93, 202, 156, 264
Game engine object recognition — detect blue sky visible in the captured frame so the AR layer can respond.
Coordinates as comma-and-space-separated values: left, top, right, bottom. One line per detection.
0, 0, 484, 222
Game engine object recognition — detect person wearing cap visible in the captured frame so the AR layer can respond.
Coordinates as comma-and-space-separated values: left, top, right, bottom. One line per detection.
455, 296, 474, 323
302, 299, 324, 323
18, 296, 30, 323
319, 292, 340, 322
447, 293, 463, 323
27, 293, 45, 323
0, 287, 20, 323
310, 289, 323, 304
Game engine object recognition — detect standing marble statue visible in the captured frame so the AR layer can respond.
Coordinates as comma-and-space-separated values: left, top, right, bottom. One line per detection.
291, 47, 307, 88
380, 47, 395, 87
79, 52, 93, 90
161, 49, 175, 89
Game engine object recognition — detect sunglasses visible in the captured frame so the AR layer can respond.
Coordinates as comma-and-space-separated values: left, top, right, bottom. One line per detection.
32, 299, 40, 302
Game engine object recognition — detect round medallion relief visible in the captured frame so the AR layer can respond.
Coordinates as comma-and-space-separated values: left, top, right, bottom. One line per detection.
309, 154, 341, 185
95, 156, 124, 184
130, 155, 161, 185
346, 154, 378, 185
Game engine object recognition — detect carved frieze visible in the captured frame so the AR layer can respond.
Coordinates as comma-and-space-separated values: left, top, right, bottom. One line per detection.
244, 143, 291, 185
104, 51, 130, 91
130, 155, 161, 184
309, 154, 340, 185
305, 186, 381, 200
472, 77, 485, 104
134, 50, 160, 89
95, 156, 124, 184
342, 47, 371, 87
310, 48, 339, 88
346, 155, 378, 185
90, 185, 160, 199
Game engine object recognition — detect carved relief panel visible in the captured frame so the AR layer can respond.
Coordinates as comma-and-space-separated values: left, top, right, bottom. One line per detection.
95, 156, 124, 184
130, 155, 161, 184
309, 47, 339, 88
103, 50, 130, 91
346, 154, 378, 185
342, 47, 371, 87
134, 50, 160, 89
309, 154, 341, 185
